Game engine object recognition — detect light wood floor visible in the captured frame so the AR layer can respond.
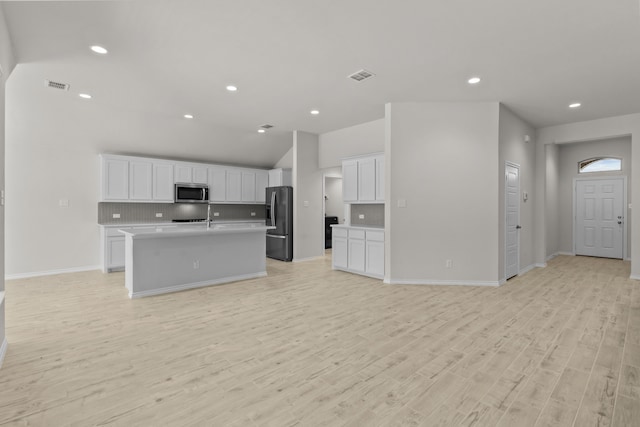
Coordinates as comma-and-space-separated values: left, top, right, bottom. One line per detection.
1, 255, 639, 426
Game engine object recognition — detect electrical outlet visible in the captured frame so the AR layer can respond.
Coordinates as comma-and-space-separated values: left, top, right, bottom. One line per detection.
113, 213, 121, 219
358, 214, 365, 219
213, 212, 220, 217
155, 213, 163, 218
0, 189, 4, 206
446, 259, 452, 268
303, 201, 309, 207
397, 199, 407, 208
59, 199, 69, 208
251, 212, 256, 216
193, 260, 200, 269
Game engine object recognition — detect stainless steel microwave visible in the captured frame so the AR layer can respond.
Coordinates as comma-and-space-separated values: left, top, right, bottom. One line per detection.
174, 183, 209, 203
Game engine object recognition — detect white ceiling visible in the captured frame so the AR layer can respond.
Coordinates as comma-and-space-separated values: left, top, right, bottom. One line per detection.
3, 0, 640, 167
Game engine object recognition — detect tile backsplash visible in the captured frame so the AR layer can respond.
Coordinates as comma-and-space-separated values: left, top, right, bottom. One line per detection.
98, 202, 266, 224
350, 204, 384, 227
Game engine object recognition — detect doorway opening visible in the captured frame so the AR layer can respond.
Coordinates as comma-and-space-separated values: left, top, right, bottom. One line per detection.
323, 175, 343, 251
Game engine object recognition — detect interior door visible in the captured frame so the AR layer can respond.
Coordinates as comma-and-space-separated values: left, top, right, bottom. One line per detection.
575, 178, 624, 259
505, 163, 520, 280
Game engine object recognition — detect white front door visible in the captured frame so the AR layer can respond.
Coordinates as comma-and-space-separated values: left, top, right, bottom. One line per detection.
505, 163, 520, 280
575, 178, 624, 259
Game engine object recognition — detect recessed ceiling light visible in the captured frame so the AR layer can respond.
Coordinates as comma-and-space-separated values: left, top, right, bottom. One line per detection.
569, 102, 582, 108
258, 129, 266, 133
468, 77, 481, 84
310, 110, 320, 115
78, 93, 92, 99
90, 45, 108, 54
184, 114, 194, 119
226, 85, 238, 92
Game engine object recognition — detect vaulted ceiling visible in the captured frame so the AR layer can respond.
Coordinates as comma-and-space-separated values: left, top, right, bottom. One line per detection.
3, 0, 640, 167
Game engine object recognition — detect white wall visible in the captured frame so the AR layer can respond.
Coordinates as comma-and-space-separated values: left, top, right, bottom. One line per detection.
274, 146, 293, 169
385, 102, 501, 284
498, 105, 536, 278
324, 177, 343, 220
0, 2, 16, 367
557, 137, 631, 256
292, 131, 323, 261
545, 143, 560, 257
318, 119, 384, 169
537, 113, 640, 278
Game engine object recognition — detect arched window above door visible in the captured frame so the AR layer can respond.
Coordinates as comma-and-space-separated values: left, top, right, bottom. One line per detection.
578, 157, 622, 173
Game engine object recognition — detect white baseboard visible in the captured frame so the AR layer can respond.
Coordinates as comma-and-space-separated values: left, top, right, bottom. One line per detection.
388, 279, 501, 287
5, 265, 102, 281
630, 274, 640, 281
535, 263, 547, 268
293, 256, 324, 263
0, 338, 7, 369
129, 271, 268, 299
545, 252, 574, 262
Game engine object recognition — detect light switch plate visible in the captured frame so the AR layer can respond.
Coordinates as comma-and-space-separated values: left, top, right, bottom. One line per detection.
59, 199, 69, 208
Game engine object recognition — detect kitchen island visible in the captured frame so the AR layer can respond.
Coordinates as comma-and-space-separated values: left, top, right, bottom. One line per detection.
120, 223, 274, 298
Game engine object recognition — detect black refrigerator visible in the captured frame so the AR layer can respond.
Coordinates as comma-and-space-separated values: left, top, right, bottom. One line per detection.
265, 186, 293, 261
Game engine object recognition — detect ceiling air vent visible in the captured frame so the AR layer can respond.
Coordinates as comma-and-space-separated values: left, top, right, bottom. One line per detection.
260, 124, 274, 130
45, 80, 70, 91
348, 69, 375, 82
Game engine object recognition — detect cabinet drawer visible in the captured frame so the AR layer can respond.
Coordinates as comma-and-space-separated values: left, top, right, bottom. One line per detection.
105, 227, 129, 237
332, 228, 348, 238
366, 230, 384, 242
348, 229, 365, 239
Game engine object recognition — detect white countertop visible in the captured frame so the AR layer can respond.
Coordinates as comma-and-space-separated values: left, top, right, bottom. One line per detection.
119, 223, 275, 239
331, 224, 384, 231
100, 220, 265, 228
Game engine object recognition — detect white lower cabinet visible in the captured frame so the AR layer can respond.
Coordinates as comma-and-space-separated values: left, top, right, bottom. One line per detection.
107, 237, 126, 271
347, 229, 366, 272
332, 226, 384, 279
102, 226, 130, 272
365, 231, 385, 277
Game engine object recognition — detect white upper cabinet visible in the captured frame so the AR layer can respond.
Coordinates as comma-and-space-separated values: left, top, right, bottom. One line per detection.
175, 163, 208, 184
174, 164, 192, 183
226, 169, 242, 202
342, 159, 358, 202
255, 170, 269, 203
100, 154, 269, 204
192, 166, 208, 184
241, 171, 256, 202
129, 160, 153, 201
101, 156, 129, 201
357, 157, 376, 201
342, 153, 384, 203
208, 167, 226, 202
153, 162, 175, 201
268, 168, 292, 187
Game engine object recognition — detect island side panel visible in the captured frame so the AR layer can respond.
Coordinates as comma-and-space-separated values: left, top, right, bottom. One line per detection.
128, 230, 267, 298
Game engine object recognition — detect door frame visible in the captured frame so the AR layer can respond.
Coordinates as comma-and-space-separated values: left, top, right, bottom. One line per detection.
573, 175, 627, 260
505, 161, 520, 280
